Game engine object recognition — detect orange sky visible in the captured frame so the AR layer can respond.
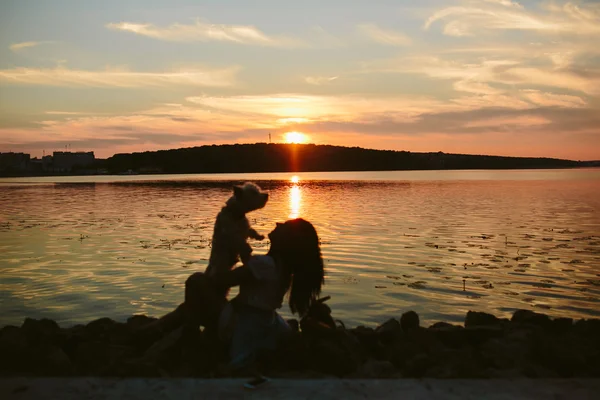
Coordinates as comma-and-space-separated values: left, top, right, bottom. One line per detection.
1, 0, 599, 160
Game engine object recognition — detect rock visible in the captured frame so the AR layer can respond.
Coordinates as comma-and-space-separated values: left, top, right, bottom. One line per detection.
126, 315, 157, 330
479, 338, 527, 370
429, 322, 455, 329
0, 326, 29, 375
551, 317, 573, 333
429, 324, 465, 348
21, 318, 62, 344
103, 358, 165, 377
75, 340, 134, 375
107, 322, 132, 346
465, 311, 505, 328
511, 310, 551, 328
375, 318, 401, 344
143, 327, 184, 364
403, 353, 433, 377
400, 311, 420, 332
60, 325, 86, 360
389, 341, 422, 370
85, 317, 117, 337
350, 326, 379, 349
308, 330, 363, 376
353, 359, 396, 378
574, 319, 600, 336
34, 345, 73, 376
532, 335, 588, 377
423, 348, 482, 378
464, 325, 503, 345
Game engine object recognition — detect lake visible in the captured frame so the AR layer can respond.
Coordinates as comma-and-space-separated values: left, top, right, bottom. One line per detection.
1, 169, 599, 328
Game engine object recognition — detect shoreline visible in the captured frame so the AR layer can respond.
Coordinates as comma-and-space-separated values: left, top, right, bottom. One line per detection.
1, 309, 598, 379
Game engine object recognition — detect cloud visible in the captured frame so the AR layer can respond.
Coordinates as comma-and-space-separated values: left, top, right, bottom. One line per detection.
365, 55, 600, 96
304, 76, 338, 85
0, 66, 239, 88
482, 0, 523, 8
425, 2, 600, 37
521, 89, 587, 108
357, 24, 411, 46
498, 67, 600, 94
9, 41, 48, 52
424, 7, 558, 36
453, 79, 503, 95
106, 19, 303, 47
3, 93, 598, 160
463, 115, 550, 128
185, 94, 445, 123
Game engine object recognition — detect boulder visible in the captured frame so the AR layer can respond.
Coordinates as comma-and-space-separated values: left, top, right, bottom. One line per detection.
428, 324, 465, 348
33, 345, 73, 376
464, 325, 504, 345
551, 317, 573, 334
126, 315, 158, 330
0, 326, 29, 375
21, 318, 62, 345
402, 353, 433, 378
400, 311, 420, 332
511, 310, 551, 328
353, 359, 396, 378
85, 317, 117, 337
308, 330, 363, 376
375, 318, 401, 344
465, 311, 505, 328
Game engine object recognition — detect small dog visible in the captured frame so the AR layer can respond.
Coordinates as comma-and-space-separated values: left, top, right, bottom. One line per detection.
205, 182, 268, 278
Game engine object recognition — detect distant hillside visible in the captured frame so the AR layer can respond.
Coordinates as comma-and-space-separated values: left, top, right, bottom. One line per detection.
99, 143, 588, 174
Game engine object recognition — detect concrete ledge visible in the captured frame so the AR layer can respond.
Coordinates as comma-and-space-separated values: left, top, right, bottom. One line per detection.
2, 378, 599, 400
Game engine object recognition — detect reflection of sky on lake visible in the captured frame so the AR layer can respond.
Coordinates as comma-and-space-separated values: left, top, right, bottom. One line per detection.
1, 169, 600, 328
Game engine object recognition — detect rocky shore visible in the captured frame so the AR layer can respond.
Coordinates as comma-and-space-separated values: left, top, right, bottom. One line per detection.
1, 308, 599, 379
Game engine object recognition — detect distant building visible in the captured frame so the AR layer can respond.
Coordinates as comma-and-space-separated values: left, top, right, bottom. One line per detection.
52, 151, 95, 172
0, 152, 30, 172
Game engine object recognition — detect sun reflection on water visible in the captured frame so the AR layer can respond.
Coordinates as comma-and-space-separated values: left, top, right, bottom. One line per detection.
289, 176, 301, 218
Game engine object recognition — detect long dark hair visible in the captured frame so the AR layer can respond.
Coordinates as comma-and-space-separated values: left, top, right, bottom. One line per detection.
269, 218, 324, 316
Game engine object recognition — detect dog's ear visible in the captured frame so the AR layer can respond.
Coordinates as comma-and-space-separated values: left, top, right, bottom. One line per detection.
233, 185, 244, 199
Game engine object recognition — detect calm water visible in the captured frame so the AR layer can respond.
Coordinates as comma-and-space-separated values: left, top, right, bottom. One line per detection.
1, 169, 599, 328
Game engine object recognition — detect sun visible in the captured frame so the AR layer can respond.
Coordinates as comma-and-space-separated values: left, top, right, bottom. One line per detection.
284, 131, 308, 144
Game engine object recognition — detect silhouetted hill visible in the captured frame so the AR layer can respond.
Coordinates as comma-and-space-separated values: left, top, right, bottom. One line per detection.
99, 143, 587, 174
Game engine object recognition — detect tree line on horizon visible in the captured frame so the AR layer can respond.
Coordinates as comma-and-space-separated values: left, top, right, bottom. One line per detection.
97, 143, 586, 174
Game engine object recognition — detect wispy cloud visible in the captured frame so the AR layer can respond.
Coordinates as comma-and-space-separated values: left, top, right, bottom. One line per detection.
521, 89, 587, 108
365, 55, 600, 95
45, 111, 88, 115
185, 94, 444, 123
9, 41, 49, 52
304, 76, 338, 85
463, 115, 549, 128
425, 2, 600, 37
453, 79, 503, 95
357, 23, 411, 46
424, 7, 557, 36
482, 0, 523, 8
106, 19, 303, 47
0, 66, 239, 87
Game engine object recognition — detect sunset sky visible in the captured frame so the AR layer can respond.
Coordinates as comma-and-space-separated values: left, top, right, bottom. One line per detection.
1, 0, 599, 160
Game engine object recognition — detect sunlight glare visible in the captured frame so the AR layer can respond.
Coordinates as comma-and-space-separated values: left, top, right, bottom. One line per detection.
290, 175, 299, 183
284, 131, 308, 144
289, 184, 301, 219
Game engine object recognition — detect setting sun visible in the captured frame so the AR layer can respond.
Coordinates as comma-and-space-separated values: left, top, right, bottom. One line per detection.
284, 131, 308, 144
